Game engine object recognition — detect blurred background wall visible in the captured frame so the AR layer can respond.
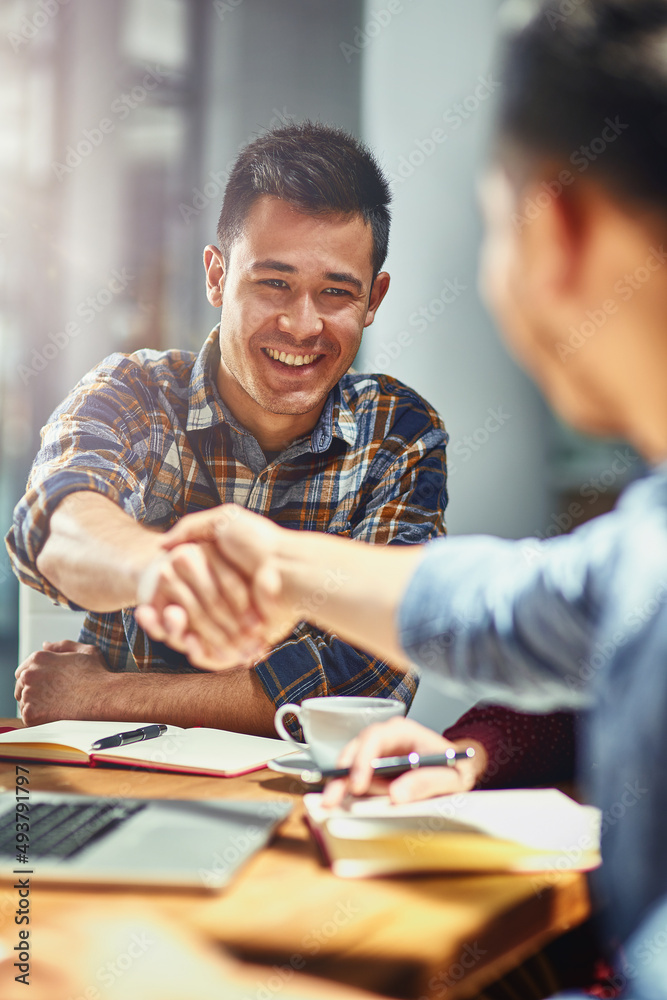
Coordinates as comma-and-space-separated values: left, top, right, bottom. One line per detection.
0, 0, 643, 721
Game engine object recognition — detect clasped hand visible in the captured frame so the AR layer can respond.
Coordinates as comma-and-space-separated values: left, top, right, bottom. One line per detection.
134, 505, 292, 670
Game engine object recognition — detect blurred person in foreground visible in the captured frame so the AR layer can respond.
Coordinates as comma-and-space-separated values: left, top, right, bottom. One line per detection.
138, 1, 667, 994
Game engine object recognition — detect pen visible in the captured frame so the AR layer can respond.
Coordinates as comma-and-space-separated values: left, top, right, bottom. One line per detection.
300, 747, 475, 784
91, 724, 168, 751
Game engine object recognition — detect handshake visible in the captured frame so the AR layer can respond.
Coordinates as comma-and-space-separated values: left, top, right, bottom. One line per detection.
134, 509, 483, 802
134, 504, 421, 674
134, 505, 302, 671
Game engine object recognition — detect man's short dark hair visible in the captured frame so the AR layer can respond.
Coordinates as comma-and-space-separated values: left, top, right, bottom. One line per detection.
495, 0, 667, 211
217, 121, 392, 277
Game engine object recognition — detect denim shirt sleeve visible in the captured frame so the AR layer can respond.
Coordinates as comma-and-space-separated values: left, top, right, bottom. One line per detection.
398, 531, 603, 711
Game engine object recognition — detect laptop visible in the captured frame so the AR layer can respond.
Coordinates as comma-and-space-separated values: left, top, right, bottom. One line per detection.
0, 791, 292, 889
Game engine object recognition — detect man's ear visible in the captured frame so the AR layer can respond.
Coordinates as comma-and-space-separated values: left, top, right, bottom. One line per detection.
203, 245, 226, 307
518, 180, 587, 307
364, 271, 391, 328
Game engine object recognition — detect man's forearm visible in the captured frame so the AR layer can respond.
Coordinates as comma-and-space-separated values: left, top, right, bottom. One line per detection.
36, 492, 163, 611
272, 531, 425, 670
76, 667, 277, 735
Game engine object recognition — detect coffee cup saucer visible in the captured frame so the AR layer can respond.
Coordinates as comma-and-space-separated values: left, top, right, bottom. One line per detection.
267, 750, 318, 775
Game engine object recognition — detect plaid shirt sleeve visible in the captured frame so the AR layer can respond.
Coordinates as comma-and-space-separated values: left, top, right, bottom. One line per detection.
5, 356, 151, 607
347, 419, 447, 544
254, 395, 448, 735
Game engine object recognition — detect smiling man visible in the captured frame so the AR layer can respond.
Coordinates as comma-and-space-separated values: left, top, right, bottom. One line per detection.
7, 122, 447, 734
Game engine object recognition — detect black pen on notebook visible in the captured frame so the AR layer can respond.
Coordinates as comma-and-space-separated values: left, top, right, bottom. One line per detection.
91, 724, 167, 751
300, 747, 475, 784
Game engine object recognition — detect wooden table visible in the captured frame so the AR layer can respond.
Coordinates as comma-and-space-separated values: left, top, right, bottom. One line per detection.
0, 746, 591, 1000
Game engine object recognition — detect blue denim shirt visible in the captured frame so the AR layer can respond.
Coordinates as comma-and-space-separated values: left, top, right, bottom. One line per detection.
399, 466, 667, 959
399, 468, 667, 714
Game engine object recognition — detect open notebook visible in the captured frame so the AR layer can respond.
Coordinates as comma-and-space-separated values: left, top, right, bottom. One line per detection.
0, 720, 300, 777
304, 788, 601, 877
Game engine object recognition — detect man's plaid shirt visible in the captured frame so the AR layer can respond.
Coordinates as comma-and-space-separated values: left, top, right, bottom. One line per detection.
7, 328, 448, 714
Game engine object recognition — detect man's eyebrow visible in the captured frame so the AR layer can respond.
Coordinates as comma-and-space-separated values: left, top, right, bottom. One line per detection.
251, 259, 297, 273
324, 271, 363, 292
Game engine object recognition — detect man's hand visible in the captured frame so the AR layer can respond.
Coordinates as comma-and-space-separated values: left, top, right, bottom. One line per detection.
136, 506, 298, 668
134, 536, 270, 669
321, 717, 488, 808
159, 505, 251, 547
13, 638, 278, 734
14, 640, 116, 726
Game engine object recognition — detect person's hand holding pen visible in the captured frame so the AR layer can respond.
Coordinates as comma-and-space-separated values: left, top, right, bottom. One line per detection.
321, 717, 488, 808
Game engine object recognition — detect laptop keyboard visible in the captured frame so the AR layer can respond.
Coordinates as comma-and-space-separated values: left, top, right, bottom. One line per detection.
0, 800, 146, 860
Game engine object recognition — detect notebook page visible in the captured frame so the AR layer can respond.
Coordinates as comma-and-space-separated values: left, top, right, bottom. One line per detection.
305, 788, 601, 852
0, 720, 183, 755
103, 727, 301, 774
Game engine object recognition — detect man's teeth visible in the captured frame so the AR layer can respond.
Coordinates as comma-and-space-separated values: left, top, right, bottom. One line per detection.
265, 348, 318, 366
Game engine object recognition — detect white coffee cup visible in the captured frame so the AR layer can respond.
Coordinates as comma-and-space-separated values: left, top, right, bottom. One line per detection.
274, 696, 406, 770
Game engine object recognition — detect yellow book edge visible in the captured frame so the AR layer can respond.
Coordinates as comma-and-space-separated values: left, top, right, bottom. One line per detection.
316, 823, 600, 877
304, 789, 602, 878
